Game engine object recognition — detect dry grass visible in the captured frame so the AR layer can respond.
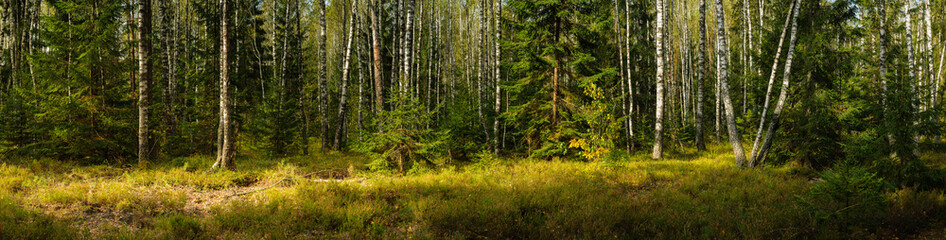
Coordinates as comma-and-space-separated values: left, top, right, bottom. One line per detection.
0, 144, 944, 239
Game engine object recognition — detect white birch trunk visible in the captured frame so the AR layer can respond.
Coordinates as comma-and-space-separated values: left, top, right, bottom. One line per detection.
749, 0, 795, 165
335, 0, 358, 150
696, 0, 707, 151
213, 0, 235, 170
653, 0, 666, 159
138, 0, 153, 166
715, 0, 748, 166
751, 0, 800, 167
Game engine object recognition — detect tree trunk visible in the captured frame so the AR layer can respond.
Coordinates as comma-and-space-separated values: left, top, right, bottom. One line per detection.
492, 0, 502, 154
403, 0, 414, 94
213, 0, 235, 170
615, 0, 628, 151
370, 0, 384, 116
138, 0, 153, 166
653, 0, 666, 160
749, 0, 795, 166
296, 0, 309, 155
477, 0, 491, 148
358, 3, 367, 141
879, 0, 893, 155
751, 0, 800, 167
935, 45, 946, 95
924, 0, 935, 116
335, 0, 358, 150
696, 0, 707, 151
905, 1, 920, 158
626, 0, 634, 150
715, 0, 748, 166
742, 0, 755, 115
318, 0, 329, 151
161, 0, 177, 136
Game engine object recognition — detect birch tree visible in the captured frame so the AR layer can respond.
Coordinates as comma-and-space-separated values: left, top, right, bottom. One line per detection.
318, 0, 329, 151
652, 0, 666, 160
879, 0, 893, 153
138, 0, 153, 166
335, 0, 358, 150
696, 0, 707, 151
905, 0, 920, 158
750, 0, 800, 167
923, 0, 935, 114
715, 0, 748, 166
213, 0, 235, 170
492, 0, 502, 154
625, 0, 635, 150
749, 0, 795, 166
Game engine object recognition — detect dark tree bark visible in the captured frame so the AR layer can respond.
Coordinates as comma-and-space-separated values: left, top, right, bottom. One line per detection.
370, 0, 384, 115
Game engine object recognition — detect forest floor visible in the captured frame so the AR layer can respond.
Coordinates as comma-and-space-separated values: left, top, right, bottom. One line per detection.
2, 144, 946, 239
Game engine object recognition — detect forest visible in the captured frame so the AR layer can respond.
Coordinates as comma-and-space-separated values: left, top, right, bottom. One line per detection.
2, 0, 946, 238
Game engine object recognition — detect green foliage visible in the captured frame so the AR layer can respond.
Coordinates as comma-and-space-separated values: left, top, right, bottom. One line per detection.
774, 88, 844, 168
357, 95, 449, 173
796, 164, 888, 233
0, 0, 135, 162
506, 0, 618, 159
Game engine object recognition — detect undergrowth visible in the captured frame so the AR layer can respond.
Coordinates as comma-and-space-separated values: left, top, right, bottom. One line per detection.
0, 144, 945, 239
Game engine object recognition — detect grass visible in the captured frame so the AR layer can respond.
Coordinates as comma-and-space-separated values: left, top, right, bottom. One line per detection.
0, 144, 944, 239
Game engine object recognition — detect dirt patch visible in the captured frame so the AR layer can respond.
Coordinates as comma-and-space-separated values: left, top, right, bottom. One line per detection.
22, 168, 365, 237
306, 168, 350, 180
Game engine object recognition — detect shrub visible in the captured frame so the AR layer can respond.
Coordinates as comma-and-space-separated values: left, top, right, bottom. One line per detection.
357, 96, 449, 173
796, 164, 887, 235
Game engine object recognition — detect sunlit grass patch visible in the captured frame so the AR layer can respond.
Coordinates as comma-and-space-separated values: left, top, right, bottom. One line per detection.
122, 167, 245, 190
0, 164, 34, 194
2, 145, 946, 239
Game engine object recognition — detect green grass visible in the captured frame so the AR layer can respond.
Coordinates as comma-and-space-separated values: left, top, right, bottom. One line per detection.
1, 144, 945, 239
